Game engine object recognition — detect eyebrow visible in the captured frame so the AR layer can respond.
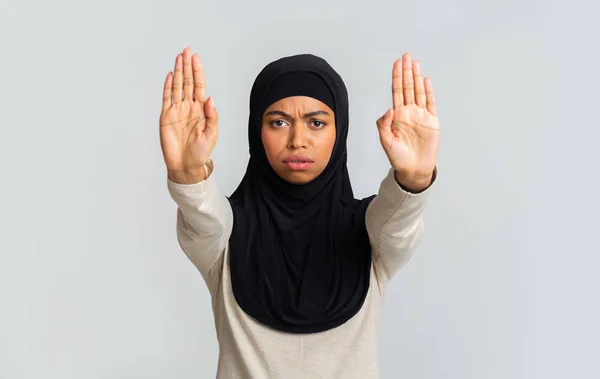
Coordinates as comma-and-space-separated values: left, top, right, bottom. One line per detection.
264, 110, 331, 119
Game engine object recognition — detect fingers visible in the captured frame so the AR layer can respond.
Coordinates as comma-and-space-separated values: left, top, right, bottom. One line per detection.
162, 71, 173, 112
402, 53, 415, 105
392, 59, 404, 110
413, 60, 426, 107
182, 47, 194, 101
425, 77, 437, 116
172, 54, 183, 105
392, 53, 433, 112
192, 53, 206, 102
204, 96, 219, 135
165, 48, 208, 110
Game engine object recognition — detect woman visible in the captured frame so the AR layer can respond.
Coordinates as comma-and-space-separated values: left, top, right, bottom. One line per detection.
161, 47, 440, 378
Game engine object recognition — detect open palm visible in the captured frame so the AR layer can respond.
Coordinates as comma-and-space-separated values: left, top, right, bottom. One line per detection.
377, 53, 440, 183
160, 47, 218, 183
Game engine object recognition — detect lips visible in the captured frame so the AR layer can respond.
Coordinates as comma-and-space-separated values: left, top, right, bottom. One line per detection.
282, 155, 314, 164
282, 155, 314, 171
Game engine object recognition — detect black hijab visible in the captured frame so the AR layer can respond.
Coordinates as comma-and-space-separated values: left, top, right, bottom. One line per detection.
227, 53, 376, 334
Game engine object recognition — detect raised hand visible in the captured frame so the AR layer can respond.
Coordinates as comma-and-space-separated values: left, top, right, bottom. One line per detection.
376, 53, 441, 192
160, 47, 219, 184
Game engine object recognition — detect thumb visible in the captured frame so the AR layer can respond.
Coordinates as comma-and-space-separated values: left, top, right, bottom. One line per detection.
204, 96, 219, 134
376, 108, 394, 131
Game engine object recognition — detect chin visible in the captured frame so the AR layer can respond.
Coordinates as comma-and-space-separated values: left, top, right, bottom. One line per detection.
280, 171, 317, 185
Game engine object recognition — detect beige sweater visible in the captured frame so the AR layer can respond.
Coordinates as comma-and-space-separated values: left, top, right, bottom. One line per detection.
167, 160, 437, 379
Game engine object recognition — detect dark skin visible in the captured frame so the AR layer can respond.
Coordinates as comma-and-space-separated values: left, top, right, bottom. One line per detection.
161, 47, 439, 192
261, 96, 336, 185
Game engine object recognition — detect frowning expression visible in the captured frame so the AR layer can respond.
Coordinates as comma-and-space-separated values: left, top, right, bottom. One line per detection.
261, 96, 336, 184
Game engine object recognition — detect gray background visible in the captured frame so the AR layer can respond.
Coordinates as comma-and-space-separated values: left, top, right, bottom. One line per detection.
1, 0, 599, 378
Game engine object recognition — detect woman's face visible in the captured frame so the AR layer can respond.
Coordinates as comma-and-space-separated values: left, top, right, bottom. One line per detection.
261, 96, 336, 184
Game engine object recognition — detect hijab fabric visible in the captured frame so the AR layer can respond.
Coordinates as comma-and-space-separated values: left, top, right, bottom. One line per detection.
227, 53, 376, 334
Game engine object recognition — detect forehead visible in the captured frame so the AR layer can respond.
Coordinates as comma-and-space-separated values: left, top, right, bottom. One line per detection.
263, 96, 334, 115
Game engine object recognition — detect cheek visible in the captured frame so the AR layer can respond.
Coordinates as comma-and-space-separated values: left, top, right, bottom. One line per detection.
318, 129, 336, 162
261, 129, 283, 159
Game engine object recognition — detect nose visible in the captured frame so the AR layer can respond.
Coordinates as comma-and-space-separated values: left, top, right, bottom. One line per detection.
287, 124, 308, 149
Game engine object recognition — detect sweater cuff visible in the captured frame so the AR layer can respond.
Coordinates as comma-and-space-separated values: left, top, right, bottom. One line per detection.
392, 164, 438, 196
167, 159, 215, 200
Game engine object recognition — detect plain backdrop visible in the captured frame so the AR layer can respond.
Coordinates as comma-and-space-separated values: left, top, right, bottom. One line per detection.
1, 0, 599, 378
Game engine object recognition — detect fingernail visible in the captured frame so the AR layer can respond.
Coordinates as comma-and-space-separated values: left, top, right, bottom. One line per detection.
384, 108, 392, 118
209, 97, 215, 108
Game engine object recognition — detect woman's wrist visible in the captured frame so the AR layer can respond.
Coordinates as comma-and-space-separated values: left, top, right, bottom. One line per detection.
394, 169, 433, 193
167, 166, 207, 184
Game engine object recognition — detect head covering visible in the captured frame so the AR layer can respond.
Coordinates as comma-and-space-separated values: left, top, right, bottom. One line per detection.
227, 53, 376, 334
261, 70, 335, 119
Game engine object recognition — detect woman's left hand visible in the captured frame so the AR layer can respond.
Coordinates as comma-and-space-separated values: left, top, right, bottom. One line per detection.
376, 53, 441, 193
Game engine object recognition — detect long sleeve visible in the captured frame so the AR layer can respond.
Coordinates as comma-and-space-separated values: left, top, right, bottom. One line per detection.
365, 165, 438, 286
167, 159, 234, 294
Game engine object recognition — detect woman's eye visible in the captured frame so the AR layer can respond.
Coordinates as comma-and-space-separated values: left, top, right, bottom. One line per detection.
311, 120, 325, 128
272, 120, 287, 127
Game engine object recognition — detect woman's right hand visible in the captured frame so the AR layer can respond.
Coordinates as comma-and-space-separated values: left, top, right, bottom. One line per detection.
160, 47, 219, 184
